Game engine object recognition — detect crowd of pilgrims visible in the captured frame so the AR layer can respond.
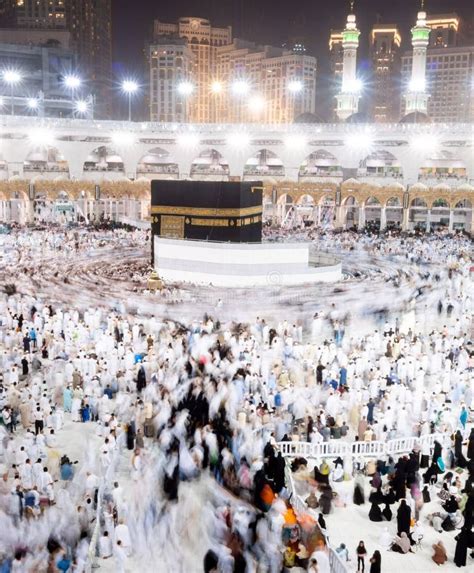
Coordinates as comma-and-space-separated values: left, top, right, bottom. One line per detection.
0, 226, 472, 572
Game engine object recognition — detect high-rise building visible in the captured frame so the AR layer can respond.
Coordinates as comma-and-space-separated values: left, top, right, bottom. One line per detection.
150, 17, 316, 124
0, 0, 15, 26
0, 29, 76, 117
370, 25, 401, 122
153, 17, 233, 123
66, 0, 112, 118
0, 0, 112, 118
426, 13, 459, 47
148, 37, 195, 123
403, 9, 430, 117
216, 40, 316, 123
335, 10, 361, 121
15, 0, 66, 29
329, 30, 344, 79
401, 45, 474, 123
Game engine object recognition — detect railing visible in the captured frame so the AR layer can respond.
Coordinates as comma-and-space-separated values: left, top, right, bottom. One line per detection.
285, 461, 349, 573
278, 432, 449, 462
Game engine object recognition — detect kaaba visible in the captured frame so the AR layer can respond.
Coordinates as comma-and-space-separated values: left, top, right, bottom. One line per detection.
150, 180, 263, 243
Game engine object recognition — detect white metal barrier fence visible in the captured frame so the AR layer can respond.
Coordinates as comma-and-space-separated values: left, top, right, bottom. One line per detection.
277, 432, 449, 461
285, 463, 349, 573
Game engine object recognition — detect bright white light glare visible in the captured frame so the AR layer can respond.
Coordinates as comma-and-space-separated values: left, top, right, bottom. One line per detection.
122, 80, 139, 94
177, 81, 194, 96
288, 80, 303, 93
75, 100, 89, 114
409, 78, 426, 92
345, 132, 373, 150
111, 132, 134, 146
232, 80, 250, 96
343, 78, 363, 94
411, 134, 438, 153
64, 74, 81, 89
177, 133, 199, 147
0, 97, 3, 107
248, 95, 266, 114
210, 81, 223, 94
3, 69, 22, 84
285, 134, 307, 149
227, 133, 250, 148
29, 129, 54, 146
27, 98, 38, 109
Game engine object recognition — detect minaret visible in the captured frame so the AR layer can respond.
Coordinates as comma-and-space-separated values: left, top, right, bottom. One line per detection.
404, 2, 430, 115
336, 1, 361, 121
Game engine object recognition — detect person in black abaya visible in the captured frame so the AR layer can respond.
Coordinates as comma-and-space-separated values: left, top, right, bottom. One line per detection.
382, 503, 392, 521
126, 422, 136, 451
397, 499, 411, 536
468, 428, 474, 461
369, 488, 385, 505
443, 495, 459, 514
454, 430, 467, 468
369, 502, 383, 522
454, 527, 470, 567
319, 485, 333, 515
422, 485, 431, 503
432, 440, 442, 465
273, 452, 286, 493
353, 476, 365, 505
136, 365, 146, 393
392, 469, 407, 501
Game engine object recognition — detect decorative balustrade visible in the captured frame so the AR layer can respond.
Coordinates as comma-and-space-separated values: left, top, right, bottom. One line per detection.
278, 432, 449, 462
285, 460, 349, 573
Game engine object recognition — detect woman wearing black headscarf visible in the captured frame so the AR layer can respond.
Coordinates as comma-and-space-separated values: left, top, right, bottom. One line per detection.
397, 499, 411, 536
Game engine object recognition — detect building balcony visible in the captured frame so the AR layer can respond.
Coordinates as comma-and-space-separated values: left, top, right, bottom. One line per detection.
83, 164, 125, 173
299, 168, 343, 182
418, 173, 468, 187
137, 164, 179, 175
244, 167, 285, 177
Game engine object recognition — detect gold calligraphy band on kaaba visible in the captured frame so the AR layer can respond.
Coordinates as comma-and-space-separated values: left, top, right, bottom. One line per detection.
151, 205, 263, 217
188, 215, 262, 227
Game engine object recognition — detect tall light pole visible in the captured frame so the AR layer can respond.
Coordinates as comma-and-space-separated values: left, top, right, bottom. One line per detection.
288, 80, 303, 122
177, 81, 194, 123
3, 70, 22, 115
63, 74, 82, 115
122, 80, 139, 122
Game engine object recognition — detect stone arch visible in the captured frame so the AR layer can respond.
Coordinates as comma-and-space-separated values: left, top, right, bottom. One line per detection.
298, 150, 342, 180
190, 148, 229, 180
137, 147, 178, 179
431, 198, 450, 209
24, 146, 69, 179
243, 149, 285, 180
410, 197, 428, 208
385, 196, 403, 226
454, 199, 472, 209
365, 196, 381, 206
83, 146, 125, 177
385, 196, 402, 207
343, 195, 358, 206
277, 193, 293, 205
296, 193, 315, 206
358, 149, 403, 179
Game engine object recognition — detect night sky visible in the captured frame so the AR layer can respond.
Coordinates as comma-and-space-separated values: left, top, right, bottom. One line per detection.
111, 0, 473, 119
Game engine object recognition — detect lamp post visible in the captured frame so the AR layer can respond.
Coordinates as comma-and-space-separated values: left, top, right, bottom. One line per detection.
3, 70, 22, 115
231, 80, 250, 123
122, 80, 139, 122
177, 81, 194, 123
288, 80, 303, 122
63, 74, 82, 116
